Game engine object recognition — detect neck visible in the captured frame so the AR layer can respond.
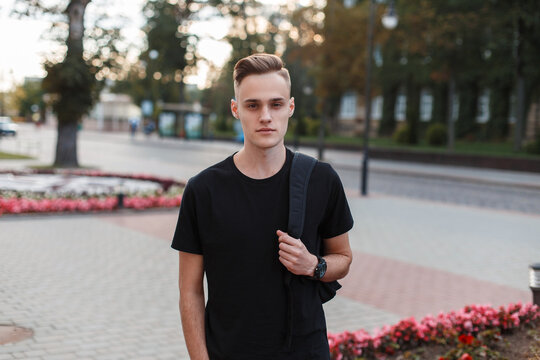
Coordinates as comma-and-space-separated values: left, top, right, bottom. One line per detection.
233, 144, 286, 179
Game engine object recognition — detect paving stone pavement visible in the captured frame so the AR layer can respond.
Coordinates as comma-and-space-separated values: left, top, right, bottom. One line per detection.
0, 216, 187, 359
1, 189, 538, 359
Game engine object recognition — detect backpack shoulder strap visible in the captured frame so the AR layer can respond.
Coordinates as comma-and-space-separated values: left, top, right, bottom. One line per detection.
288, 152, 317, 239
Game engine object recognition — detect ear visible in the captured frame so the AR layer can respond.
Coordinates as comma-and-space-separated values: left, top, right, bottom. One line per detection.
231, 99, 239, 119
288, 97, 295, 118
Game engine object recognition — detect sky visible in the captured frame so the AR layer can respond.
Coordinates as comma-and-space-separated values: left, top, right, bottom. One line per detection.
0, 0, 232, 91
0, 0, 308, 92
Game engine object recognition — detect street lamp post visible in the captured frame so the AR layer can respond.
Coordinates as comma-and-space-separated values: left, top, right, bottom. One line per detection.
361, 0, 398, 196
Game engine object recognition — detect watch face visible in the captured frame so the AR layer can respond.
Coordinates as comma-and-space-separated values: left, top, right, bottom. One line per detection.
316, 257, 327, 280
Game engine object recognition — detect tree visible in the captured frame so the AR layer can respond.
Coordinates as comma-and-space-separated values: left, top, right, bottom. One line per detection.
281, 4, 325, 135
201, 0, 282, 126
114, 0, 200, 110
13, 0, 125, 167
13, 79, 46, 121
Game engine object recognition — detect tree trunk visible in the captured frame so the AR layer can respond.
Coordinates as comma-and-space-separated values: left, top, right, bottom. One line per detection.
432, 82, 448, 124
457, 80, 478, 139
447, 78, 456, 151
378, 83, 397, 136
52, 0, 90, 168
67, 0, 90, 58
405, 76, 420, 144
488, 85, 510, 140
513, 14, 525, 151
54, 121, 79, 167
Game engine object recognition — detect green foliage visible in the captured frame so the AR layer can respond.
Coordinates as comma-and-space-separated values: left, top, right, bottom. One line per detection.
14, 0, 129, 167
0, 152, 33, 160
43, 56, 97, 125
213, 116, 233, 133
442, 330, 504, 360
405, 79, 420, 144
313, 0, 540, 146
304, 117, 322, 137
425, 123, 448, 146
393, 124, 411, 145
200, 1, 324, 123
456, 82, 479, 138
488, 86, 511, 140
524, 134, 540, 154
378, 84, 398, 136
112, 0, 198, 107
13, 79, 45, 119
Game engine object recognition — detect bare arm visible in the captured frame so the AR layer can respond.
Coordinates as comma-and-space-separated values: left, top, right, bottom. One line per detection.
277, 230, 352, 282
319, 232, 353, 282
179, 251, 209, 360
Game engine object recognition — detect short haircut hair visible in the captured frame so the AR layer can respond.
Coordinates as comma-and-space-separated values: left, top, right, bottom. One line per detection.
233, 53, 291, 96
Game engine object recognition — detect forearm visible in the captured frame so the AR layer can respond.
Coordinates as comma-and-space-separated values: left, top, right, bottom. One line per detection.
320, 252, 352, 282
180, 292, 209, 360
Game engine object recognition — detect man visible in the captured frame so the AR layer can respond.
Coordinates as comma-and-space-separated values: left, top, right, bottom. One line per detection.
172, 53, 353, 360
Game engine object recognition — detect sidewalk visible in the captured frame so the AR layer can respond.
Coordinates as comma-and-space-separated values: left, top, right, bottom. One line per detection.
1, 191, 538, 359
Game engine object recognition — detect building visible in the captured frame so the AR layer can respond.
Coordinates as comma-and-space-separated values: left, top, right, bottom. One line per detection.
86, 91, 141, 132
337, 89, 540, 141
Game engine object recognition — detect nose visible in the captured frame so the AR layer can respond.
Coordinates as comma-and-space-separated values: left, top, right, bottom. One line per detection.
260, 105, 271, 122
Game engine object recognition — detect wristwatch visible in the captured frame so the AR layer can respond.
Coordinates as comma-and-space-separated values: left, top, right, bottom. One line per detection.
312, 255, 327, 280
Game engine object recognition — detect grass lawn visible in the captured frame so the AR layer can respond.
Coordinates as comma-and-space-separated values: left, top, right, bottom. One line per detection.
280, 134, 540, 159
0, 151, 33, 160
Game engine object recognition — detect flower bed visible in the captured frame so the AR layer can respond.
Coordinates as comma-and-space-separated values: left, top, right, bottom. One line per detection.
328, 302, 539, 360
0, 169, 185, 215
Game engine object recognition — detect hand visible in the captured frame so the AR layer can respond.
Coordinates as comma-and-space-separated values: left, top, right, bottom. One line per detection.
276, 230, 318, 276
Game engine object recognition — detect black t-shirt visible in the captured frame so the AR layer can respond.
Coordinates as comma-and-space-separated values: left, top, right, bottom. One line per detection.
171, 149, 353, 359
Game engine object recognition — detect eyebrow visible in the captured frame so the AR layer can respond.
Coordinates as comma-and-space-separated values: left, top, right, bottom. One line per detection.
243, 97, 287, 103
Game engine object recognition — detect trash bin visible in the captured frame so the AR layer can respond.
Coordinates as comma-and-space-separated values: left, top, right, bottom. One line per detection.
529, 263, 540, 306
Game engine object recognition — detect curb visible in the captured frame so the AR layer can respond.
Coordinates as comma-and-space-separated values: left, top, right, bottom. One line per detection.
330, 162, 540, 191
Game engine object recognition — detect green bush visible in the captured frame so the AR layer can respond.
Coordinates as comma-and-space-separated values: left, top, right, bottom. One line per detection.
287, 117, 308, 137
393, 125, 411, 144
305, 117, 321, 137
213, 116, 233, 132
425, 123, 448, 146
524, 134, 540, 155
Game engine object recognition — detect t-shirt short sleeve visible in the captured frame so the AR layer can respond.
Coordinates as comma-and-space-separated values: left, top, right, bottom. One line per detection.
318, 165, 354, 239
171, 180, 203, 254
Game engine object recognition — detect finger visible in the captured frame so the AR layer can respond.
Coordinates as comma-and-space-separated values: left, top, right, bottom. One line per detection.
278, 241, 296, 251
277, 232, 300, 245
279, 243, 301, 258
279, 249, 297, 262
277, 229, 299, 241
279, 256, 294, 270
277, 230, 292, 242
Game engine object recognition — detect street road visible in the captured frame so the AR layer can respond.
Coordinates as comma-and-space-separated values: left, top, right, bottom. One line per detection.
2, 124, 540, 215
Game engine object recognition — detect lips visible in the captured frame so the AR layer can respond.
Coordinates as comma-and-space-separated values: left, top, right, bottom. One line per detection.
256, 128, 275, 132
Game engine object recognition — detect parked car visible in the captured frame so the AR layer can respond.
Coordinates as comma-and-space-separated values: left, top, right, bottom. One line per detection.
0, 117, 18, 136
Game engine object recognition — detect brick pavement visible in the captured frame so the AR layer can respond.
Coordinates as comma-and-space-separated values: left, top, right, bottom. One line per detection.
1, 191, 539, 358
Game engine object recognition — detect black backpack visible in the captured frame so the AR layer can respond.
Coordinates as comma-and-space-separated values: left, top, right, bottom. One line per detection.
283, 151, 342, 347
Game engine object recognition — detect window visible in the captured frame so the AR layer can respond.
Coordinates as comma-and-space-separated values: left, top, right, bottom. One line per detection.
372, 96, 383, 120
476, 89, 490, 123
420, 88, 433, 122
395, 92, 406, 121
340, 91, 357, 120
451, 94, 460, 122
508, 94, 516, 124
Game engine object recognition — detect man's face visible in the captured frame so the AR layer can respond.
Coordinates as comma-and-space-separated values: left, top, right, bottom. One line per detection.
231, 72, 294, 151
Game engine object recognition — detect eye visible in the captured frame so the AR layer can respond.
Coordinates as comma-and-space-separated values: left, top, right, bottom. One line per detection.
272, 102, 283, 108
246, 103, 258, 109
